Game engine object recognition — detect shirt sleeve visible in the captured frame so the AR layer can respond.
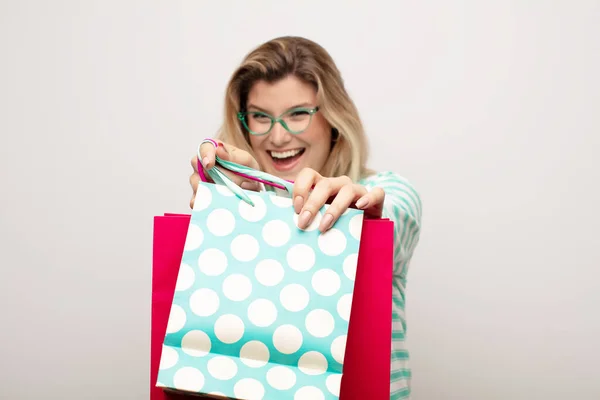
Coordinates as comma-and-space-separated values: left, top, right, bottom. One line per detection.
362, 171, 423, 279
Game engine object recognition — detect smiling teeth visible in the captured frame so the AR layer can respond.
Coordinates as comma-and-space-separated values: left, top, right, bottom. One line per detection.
271, 149, 302, 159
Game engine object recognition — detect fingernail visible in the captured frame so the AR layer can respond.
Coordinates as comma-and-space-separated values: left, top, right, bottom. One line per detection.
298, 210, 312, 228
320, 213, 334, 231
293, 196, 304, 214
202, 157, 210, 167
356, 197, 368, 209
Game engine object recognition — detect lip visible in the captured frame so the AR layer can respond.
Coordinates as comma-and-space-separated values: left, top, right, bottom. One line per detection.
267, 148, 305, 172
268, 148, 304, 155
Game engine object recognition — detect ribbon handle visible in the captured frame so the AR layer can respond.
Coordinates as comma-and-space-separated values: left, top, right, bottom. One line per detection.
197, 139, 294, 206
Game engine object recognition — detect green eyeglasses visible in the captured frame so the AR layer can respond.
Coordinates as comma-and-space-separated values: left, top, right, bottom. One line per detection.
237, 106, 319, 136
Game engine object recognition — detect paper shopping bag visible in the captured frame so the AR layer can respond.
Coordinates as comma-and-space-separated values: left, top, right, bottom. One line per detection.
340, 218, 393, 400
151, 214, 394, 400
156, 180, 365, 399
151, 213, 193, 400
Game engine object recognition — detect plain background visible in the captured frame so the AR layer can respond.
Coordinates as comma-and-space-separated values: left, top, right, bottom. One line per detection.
1, 1, 599, 399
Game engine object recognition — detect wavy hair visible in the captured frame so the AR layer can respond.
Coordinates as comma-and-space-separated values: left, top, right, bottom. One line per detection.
215, 36, 372, 181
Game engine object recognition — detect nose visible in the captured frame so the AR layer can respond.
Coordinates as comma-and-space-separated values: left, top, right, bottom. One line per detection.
268, 121, 292, 147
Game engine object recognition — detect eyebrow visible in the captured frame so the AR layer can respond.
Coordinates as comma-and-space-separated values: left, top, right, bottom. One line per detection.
246, 102, 314, 113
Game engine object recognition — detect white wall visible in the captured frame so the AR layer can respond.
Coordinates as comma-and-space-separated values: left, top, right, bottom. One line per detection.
1, 1, 599, 399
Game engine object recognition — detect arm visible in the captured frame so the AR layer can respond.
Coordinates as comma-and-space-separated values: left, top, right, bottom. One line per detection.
364, 172, 422, 278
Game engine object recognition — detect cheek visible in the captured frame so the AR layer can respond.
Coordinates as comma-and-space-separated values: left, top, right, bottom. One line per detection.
248, 136, 267, 152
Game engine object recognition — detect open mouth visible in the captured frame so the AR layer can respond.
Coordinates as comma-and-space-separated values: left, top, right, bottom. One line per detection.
268, 148, 306, 170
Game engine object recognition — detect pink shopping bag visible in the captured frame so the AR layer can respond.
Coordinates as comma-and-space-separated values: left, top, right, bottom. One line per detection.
340, 217, 393, 399
150, 211, 393, 399
151, 213, 192, 400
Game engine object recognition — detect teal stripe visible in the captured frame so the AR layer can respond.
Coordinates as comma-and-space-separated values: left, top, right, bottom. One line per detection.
391, 369, 412, 380
392, 330, 405, 340
391, 350, 410, 360
392, 294, 404, 309
391, 387, 411, 399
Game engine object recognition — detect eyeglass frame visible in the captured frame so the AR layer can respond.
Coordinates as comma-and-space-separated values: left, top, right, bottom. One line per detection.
237, 106, 320, 136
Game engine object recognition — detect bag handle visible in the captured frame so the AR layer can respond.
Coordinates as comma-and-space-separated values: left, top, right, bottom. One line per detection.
196, 139, 294, 206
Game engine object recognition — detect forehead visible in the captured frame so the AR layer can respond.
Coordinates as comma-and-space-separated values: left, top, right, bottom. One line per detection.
247, 75, 317, 112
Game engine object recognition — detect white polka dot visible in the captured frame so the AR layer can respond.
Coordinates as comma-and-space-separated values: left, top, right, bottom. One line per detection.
349, 214, 364, 240
239, 195, 267, 222
272, 325, 303, 354
175, 263, 195, 291
234, 378, 265, 400
166, 305, 186, 333
337, 293, 353, 321
184, 224, 204, 251
181, 330, 211, 357
206, 208, 236, 236
279, 284, 309, 312
198, 248, 228, 276
305, 309, 335, 338
193, 184, 212, 211
286, 244, 316, 272
294, 386, 324, 400
189, 288, 219, 317
262, 220, 291, 247
293, 210, 322, 231
215, 184, 235, 196
331, 335, 347, 364
207, 356, 238, 380
255, 259, 284, 286
247, 299, 277, 327
266, 366, 297, 390
231, 234, 260, 262
298, 351, 328, 375
240, 341, 270, 368
270, 194, 293, 207
343, 253, 358, 281
215, 314, 245, 344
311, 269, 341, 297
317, 228, 347, 256
159, 346, 178, 370
326, 374, 342, 396
222, 274, 252, 302
173, 367, 205, 392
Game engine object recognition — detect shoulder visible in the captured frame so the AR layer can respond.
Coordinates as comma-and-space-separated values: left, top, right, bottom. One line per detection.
358, 171, 423, 223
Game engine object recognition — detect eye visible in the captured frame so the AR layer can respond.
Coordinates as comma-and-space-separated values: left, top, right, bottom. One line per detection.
251, 113, 271, 122
288, 110, 310, 119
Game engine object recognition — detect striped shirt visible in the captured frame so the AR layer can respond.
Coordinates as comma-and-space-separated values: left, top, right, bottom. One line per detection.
359, 171, 423, 400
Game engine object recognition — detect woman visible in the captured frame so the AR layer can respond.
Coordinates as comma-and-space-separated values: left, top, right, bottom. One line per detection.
189, 36, 422, 400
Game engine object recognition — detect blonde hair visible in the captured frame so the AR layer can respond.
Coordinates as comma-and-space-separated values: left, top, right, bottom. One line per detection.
215, 36, 373, 182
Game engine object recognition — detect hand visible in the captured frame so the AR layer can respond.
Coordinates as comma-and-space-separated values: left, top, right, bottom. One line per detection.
292, 168, 385, 232
190, 140, 261, 208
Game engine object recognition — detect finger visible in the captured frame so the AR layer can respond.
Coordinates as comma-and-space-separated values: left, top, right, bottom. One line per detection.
292, 168, 321, 214
190, 155, 199, 173
189, 171, 200, 190
355, 187, 385, 218
298, 176, 352, 230
199, 142, 218, 170
319, 183, 362, 232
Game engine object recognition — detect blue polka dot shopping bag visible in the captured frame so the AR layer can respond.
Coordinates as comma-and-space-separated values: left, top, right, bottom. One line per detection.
154, 147, 394, 400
